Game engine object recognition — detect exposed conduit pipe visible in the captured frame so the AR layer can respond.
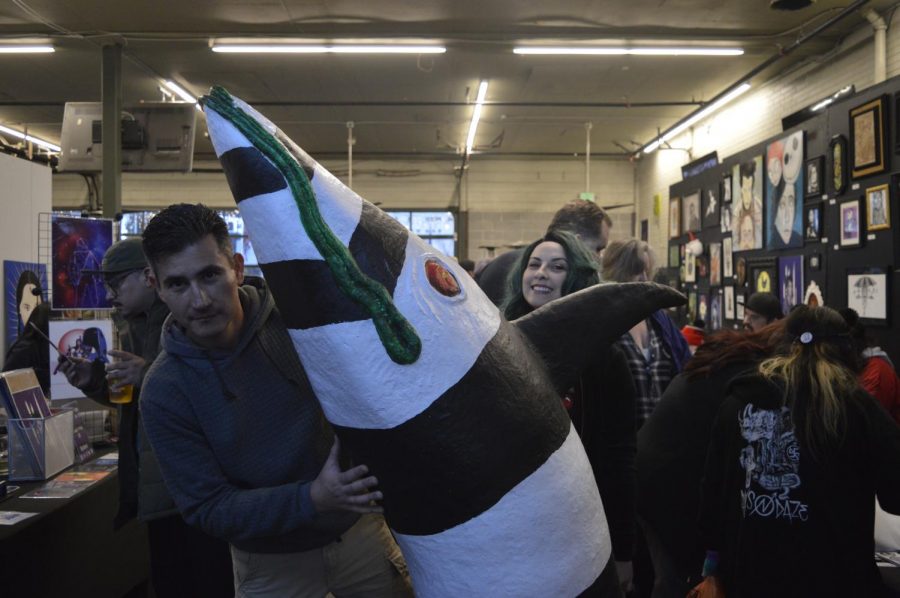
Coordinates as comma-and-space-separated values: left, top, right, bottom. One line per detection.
347, 121, 354, 189
864, 8, 888, 84
584, 122, 592, 194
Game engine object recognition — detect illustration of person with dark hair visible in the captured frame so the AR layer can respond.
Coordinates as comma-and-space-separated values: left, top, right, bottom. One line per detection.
773, 184, 802, 248
687, 200, 700, 232
15, 270, 43, 336
80, 326, 109, 364
844, 208, 859, 240
69, 238, 104, 307
782, 266, 796, 312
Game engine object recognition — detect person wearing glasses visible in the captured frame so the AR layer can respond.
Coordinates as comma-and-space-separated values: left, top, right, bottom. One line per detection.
58, 237, 233, 597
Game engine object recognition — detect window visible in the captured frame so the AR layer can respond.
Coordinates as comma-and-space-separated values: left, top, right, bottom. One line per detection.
387, 210, 456, 257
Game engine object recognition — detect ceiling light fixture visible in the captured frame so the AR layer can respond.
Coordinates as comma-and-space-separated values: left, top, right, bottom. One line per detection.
465, 81, 489, 155
0, 124, 60, 152
162, 80, 197, 103
212, 44, 446, 54
514, 47, 744, 56
641, 82, 751, 155
0, 45, 54, 53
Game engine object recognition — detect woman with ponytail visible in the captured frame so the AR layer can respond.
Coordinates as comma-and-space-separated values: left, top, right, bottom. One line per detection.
698, 305, 900, 597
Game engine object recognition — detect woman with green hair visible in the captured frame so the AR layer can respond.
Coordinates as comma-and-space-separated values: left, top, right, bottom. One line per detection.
502, 230, 638, 597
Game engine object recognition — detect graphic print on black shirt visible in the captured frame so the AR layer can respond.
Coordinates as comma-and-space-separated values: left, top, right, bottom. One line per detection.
738, 404, 809, 522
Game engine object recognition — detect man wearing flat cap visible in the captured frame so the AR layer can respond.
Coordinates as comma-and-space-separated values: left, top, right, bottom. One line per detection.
59, 237, 233, 597
742, 291, 783, 333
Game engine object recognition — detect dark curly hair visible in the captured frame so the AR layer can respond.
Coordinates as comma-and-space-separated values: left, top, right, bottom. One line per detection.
142, 203, 233, 269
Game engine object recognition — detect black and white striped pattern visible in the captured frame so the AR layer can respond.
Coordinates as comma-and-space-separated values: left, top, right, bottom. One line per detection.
205, 92, 610, 597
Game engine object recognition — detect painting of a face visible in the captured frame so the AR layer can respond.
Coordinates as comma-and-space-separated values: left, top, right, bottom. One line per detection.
741, 175, 753, 210
776, 185, 796, 244
739, 214, 754, 250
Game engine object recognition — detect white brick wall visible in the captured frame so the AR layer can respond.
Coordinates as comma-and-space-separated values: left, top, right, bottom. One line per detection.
637, 12, 899, 261
52, 157, 637, 260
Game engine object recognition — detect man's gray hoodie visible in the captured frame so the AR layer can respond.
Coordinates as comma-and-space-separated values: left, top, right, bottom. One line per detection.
141, 278, 358, 553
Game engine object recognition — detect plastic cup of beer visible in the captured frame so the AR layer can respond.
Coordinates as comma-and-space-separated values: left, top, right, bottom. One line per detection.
109, 381, 134, 404
107, 360, 134, 404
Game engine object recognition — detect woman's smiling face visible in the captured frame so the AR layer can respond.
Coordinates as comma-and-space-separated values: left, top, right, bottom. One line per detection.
522, 241, 568, 310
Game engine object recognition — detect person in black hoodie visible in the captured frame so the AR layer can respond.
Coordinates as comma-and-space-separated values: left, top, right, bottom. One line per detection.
699, 305, 900, 597
637, 322, 784, 597
503, 229, 637, 597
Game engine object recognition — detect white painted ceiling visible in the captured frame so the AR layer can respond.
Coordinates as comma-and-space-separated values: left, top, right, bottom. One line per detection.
0, 0, 893, 163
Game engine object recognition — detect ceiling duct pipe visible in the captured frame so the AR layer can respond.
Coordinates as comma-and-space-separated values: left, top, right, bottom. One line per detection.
864, 8, 888, 84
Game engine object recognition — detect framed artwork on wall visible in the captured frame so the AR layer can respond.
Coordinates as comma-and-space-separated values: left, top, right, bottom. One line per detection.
682, 191, 701, 233
688, 291, 698, 322
778, 254, 804, 316
724, 285, 735, 320
710, 290, 723, 331
696, 255, 709, 280
865, 183, 890, 231
698, 293, 709, 324
748, 257, 777, 295
668, 244, 680, 268
829, 134, 847, 195
805, 156, 824, 199
709, 242, 722, 286
733, 155, 764, 251
721, 174, 732, 203
723, 236, 733, 278
702, 187, 719, 229
765, 131, 804, 249
847, 267, 889, 325
736, 256, 747, 287
839, 198, 863, 247
850, 95, 889, 179
736, 291, 746, 321
669, 197, 681, 239
804, 203, 822, 241
807, 252, 822, 272
684, 252, 696, 283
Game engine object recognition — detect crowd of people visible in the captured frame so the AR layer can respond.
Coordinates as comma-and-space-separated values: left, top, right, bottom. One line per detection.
5, 198, 900, 598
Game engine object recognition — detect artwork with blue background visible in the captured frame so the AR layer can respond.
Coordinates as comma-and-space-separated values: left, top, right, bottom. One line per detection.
765, 131, 804, 249
50, 216, 113, 309
4, 260, 47, 352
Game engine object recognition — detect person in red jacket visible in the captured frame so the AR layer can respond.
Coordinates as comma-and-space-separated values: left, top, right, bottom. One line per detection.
841, 307, 900, 425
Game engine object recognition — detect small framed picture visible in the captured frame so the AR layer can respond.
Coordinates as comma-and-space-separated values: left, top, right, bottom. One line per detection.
866, 183, 890, 231
698, 293, 709, 324
702, 188, 719, 229
748, 257, 777, 295
688, 291, 698, 322
736, 256, 747, 287
805, 156, 824, 199
710, 290, 723, 331
847, 267, 889, 325
839, 198, 863, 247
684, 252, 696, 283
709, 242, 721, 286
682, 191, 701, 233
807, 252, 822, 272
829, 134, 848, 195
722, 175, 732, 203
723, 236, 733, 278
696, 255, 709, 280
850, 95, 889, 179
804, 203, 822, 241
669, 197, 681, 239
736, 292, 746, 321
668, 244, 680, 268
724, 285, 735, 320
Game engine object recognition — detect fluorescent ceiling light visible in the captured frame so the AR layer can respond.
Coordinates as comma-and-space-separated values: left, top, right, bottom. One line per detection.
465, 81, 489, 154
0, 124, 60, 152
514, 47, 743, 56
0, 45, 54, 54
212, 44, 446, 54
162, 80, 197, 103
641, 82, 751, 155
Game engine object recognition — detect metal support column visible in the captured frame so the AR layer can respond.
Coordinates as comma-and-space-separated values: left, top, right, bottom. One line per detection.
101, 44, 122, 220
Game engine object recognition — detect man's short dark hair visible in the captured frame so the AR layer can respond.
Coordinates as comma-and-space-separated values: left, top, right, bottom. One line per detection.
546, 199, 612, 238
142, 203, 233, 269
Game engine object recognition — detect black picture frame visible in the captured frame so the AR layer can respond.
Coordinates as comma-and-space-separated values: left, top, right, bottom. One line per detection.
829, 134, 847, 195
849, 95, 889, 179
702, 187, 720, 229
805, 156, 824, 200
747, 257, 777, 295
807, 252, 822, 271
804, 203, 823, 241
847, 266, 890, 325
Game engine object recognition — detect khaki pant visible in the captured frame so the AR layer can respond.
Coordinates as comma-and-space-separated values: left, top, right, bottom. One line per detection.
231, 514, 411, 598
